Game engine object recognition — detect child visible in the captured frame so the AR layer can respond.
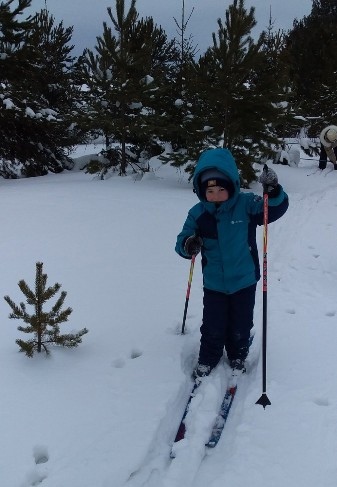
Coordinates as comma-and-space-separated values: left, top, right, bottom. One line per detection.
175, 148, 289, 380
318, 125, 337, 170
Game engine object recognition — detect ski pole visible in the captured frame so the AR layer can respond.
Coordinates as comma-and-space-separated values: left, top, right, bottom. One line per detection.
181, 254, 196, 335
256, 165, 271, 408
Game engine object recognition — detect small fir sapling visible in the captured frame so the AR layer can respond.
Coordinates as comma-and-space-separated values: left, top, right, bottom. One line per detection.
4, 262, 88, 357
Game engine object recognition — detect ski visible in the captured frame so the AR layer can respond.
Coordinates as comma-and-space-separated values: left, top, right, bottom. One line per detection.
171, 364, 247, 456
170, 381, 199, 457
206, 371, 242, 448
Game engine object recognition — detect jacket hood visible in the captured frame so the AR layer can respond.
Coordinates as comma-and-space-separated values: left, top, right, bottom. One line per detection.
320, 125, 337, 147
193, 148, 240, 202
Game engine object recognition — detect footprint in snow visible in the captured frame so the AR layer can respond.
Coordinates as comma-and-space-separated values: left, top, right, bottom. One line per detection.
325, 310, 336, 317
26, 470, 47, 486
286, 308, 296, 315
111, 349, 143, 368
33, 445, 49, 465
112, 357, 126, 368
22, 445, 49, 486
313, 397, 330, 407
130, 348, 143, 359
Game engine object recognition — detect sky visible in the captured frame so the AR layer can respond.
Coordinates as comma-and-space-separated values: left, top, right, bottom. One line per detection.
1, 141, 337, 487
26, 0, 313, 55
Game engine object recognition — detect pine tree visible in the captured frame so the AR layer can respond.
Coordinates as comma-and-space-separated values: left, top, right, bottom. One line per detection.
27, 10, 86, 164
286, 0, 337, 133
195, 0, 287, 184
0, 3, 83, 177
157, 0, 207, 171
80, 0, 179, 177
173, 0, 198, 92
80, 0, 145, 176
0, 0, 35, 176
258, 22, 302, 148
123, 16, 179, 161
4, 262, 88, 357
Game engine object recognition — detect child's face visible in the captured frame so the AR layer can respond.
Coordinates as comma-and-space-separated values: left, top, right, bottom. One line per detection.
205, 186, 229, 203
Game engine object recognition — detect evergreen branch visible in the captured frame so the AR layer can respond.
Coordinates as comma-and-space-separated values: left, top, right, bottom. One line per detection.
52, 327, 89, 347
4, 295, 30, 320
49, 308, 72, 325
42, 283, 61, 302
17, 325, 35, 334
48, 291, 67, 317
16, 339, 35, 358
17, 280, 36, 304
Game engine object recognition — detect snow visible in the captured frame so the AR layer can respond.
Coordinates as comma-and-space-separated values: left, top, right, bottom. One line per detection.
25, 107, 35, 118
174, 99, 184, 107
1, 146, 337, 487
3, 97, 15, 109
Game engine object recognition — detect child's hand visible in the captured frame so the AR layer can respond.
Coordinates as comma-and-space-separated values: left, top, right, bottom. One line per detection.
258, 165, 279, 196
258, 165, 278, 188
184, 235, 203, 256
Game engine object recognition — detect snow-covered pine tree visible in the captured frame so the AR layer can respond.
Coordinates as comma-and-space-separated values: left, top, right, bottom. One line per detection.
196, 0, 288, 185
0, 0, 79, 178
0, 0, 35, 177
4, 262, 88, 357
82, 0, 140, 175
21, 9, 86, 176
261, 22, 302, 142
129, 16, 180, 162
0, 2, 83, 177
157, 0, 209, 172
80, 0, 179, 177
286, 0, 337, 133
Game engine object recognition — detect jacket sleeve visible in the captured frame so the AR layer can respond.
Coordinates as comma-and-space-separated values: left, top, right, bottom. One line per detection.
175, 207, 199, 259
247, 185, 289, 225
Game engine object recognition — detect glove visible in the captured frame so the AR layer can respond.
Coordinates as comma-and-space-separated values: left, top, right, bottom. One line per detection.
184, 235, 203, 256
319, 160, 327, 170
258, 165, 279, 196
334, 164, 337, 170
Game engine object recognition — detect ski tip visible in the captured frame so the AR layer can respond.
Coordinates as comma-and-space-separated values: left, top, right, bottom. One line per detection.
256, 393, 271, 409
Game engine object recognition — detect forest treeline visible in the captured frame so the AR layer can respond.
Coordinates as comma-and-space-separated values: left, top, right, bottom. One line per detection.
0, 0, 336, 183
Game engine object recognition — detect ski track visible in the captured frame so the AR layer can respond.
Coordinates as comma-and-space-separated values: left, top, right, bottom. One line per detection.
124, 336, 261, 487
123, 326, 202, 487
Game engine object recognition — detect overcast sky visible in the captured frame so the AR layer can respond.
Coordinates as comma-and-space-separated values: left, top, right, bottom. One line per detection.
27, 0, 312, 55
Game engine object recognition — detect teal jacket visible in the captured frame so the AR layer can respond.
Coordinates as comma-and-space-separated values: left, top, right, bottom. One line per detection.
175, 148, 289, 294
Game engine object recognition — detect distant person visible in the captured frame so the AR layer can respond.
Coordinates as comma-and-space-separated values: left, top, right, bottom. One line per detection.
319, 125, 337, 170
175, 148, 289, 381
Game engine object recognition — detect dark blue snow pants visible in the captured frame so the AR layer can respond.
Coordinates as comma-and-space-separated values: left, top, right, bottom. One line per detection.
198, 284, 256, 368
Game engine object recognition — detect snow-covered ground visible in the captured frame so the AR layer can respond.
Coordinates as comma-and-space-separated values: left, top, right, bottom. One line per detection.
1, 146, 337, 487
